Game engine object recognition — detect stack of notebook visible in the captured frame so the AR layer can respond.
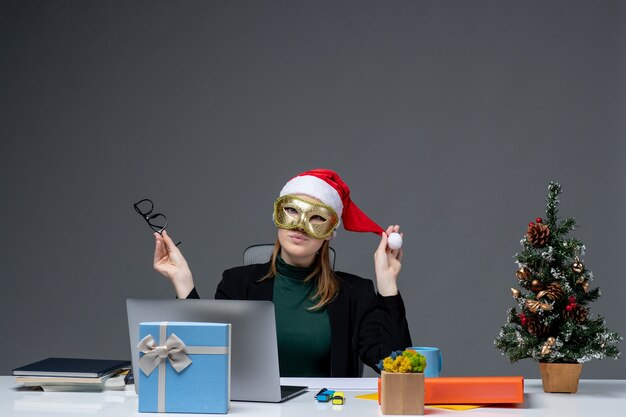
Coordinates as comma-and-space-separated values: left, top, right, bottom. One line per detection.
13, 357, 130, 391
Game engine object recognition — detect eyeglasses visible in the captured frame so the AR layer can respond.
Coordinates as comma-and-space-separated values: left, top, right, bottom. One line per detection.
133, 198, 181, 246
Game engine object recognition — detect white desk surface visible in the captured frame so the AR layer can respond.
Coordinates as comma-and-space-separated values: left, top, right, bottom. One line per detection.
2, 376, 625, 417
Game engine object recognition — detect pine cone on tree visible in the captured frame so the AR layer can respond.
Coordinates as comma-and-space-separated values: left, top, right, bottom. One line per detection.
564, 306, 588, 323
526, 222, 550, 247
526, 315, 549, 337
537, 282, 565, 301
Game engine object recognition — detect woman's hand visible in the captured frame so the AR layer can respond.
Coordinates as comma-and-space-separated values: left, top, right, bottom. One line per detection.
374, 225, 403, 297
153, 230, 195, 298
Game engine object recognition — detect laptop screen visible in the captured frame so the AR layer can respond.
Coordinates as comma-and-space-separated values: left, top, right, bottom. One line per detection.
126, 298, 292, 402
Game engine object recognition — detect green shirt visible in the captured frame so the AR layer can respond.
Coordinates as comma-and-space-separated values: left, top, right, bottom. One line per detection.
272, 255, 332, 377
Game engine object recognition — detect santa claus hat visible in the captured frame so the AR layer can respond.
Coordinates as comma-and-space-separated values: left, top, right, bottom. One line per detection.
279, 169, 384, 236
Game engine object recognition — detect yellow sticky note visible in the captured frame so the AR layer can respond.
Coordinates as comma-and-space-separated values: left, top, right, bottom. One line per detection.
428, 404, 486, 411
354, 393, 485, 411
354, 393, 379, 401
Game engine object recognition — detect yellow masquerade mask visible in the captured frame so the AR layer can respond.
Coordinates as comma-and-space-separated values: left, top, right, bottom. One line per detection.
273, 195, 340, 239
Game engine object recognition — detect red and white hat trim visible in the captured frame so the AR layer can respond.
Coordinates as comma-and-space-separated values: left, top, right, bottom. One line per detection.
279, 174, 344, 219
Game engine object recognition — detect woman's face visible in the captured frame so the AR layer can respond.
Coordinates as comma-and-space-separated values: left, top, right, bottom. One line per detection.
276, 195, 331, 267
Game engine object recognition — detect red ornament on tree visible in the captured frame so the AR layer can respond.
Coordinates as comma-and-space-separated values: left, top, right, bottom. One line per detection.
566, 304, 575, 312
519, 313, 528, 326
536, 218, 543, 223
528, 222, 535, 227
569, 296, 576, 304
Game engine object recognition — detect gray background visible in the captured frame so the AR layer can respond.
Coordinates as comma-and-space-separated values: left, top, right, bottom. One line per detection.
1, 0, 624, 379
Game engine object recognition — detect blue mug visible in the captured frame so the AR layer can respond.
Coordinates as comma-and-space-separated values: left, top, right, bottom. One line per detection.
408, 347, 442, 378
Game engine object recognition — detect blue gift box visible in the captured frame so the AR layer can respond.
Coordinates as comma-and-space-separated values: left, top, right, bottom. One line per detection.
138, 322, 230, 414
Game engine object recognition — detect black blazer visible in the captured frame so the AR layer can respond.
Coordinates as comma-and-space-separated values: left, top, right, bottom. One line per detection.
200, 262, 413, 377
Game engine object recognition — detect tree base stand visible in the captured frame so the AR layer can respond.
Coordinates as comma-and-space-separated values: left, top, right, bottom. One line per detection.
539, 362, 582, 393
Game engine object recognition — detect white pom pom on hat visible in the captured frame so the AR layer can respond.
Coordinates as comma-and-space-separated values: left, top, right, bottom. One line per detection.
387, 232, 403, 250
279, 168, 385, 236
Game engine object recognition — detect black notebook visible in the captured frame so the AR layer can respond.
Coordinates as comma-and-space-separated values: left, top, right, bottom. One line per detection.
13, 357, 130, 378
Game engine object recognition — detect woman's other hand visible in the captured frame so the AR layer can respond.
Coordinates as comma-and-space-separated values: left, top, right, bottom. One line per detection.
153, 230, 195, 298
374, 225, 403, 296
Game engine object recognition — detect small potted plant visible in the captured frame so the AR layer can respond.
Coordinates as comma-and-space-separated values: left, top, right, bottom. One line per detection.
378, 349, 427, 415
495, 183, 621, 393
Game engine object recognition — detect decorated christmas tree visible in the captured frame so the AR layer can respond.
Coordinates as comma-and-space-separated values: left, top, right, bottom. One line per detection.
495, 182, 621, 365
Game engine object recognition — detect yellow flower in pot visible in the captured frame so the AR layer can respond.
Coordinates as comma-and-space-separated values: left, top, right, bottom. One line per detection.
378, 350, 427, 415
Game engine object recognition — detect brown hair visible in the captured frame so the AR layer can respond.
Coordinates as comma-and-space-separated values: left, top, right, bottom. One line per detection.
261, 239, 340, 310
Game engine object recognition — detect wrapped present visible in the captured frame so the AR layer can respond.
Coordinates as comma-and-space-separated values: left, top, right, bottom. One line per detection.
138, 322, 230, 414
424, 376, 524, 404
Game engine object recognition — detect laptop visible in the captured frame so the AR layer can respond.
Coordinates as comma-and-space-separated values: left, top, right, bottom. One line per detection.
126, 298, 307, 402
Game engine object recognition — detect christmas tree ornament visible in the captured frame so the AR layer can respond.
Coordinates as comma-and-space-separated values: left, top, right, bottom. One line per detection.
530, 279, 544, 293
581, 281, 589, 293
569, 305, 582, 320
536, 282, 564, 301
546, 282, 564, 301
516, 267, 531, 280
526, 316, 549, 337
519, 313, 528, 326
495, 182, 621, 394
541, 337, 556, 356
387, 232, 403, 250
572, 257, 584, 274
526, 222, 550, 247
565, 296, 577, 312
575, 276, 590, 292
564, 305, 588, 323
525, 299, 553, 313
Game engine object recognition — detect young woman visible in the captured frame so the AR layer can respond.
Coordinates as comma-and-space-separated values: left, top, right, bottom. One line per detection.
152, 169, 412, 377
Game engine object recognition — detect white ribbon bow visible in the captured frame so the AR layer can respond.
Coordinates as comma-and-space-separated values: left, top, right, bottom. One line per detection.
137, 333, 192, 375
